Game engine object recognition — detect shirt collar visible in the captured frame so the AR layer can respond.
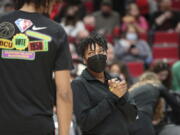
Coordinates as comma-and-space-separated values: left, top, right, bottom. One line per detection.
81, 68, 111, 81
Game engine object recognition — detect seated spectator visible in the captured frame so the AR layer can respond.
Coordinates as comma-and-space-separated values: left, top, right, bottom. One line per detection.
172, 61, 180, 91
106, 43, 116, 65
150, 60, 171, 89
129, 72, 180, 135
83, 15, 96, 33
150, 0, 180, 32
93, 0, 120, 34
61, 6, 86, 37
114, 25, 152, 65
109, 61, 134, 88
122, 2, 149, 33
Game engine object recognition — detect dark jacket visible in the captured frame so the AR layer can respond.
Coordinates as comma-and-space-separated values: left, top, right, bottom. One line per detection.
71, 69, 137, 135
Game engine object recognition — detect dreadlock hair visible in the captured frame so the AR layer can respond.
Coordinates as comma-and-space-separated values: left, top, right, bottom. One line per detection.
14, 0, 54, 10
78, 32, 108, 58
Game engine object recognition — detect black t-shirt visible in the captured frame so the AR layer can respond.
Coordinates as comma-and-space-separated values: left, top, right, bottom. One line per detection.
151, 11, 180, 31
0, 10, 73, 134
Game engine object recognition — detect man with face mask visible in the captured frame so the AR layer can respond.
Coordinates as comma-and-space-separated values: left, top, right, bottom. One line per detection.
71, 33, 137, 135
93, 0, 120, 34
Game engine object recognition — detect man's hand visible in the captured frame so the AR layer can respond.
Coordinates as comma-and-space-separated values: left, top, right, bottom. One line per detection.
55, 70, 73, 135
108, 79, 127, 98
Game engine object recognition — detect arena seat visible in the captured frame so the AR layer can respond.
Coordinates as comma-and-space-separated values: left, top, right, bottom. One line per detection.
139, 33, 148, 41
84, 1, 94, 13
154, 32, 179, 44
127, 62, 144, 77
172, 0, 180, 10
153, 45, 179, 59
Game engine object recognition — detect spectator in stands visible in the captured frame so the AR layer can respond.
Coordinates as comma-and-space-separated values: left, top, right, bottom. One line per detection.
83, 15, 96, 33
93, 0, 120, 34
150, 0, 180, 32
109, 61, 134, 88
172, 61, 180, 91
122, 3, 149, 33
3, 2, 14, 13
54, 0, 86, 22
148, 0, 158, 15
114, 25, 152, 65
61, 5, 86, 37
150, 60, 171, 89
129, 72, 180, 135
129, 72, 161, 135
106, 43, 116, 65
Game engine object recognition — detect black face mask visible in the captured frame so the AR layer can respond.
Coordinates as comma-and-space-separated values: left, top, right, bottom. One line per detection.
87, 54, 107, 73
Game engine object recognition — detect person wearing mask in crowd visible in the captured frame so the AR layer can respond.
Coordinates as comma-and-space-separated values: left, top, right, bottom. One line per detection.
106, 43, 115, 65
150, 60, 171, 90
129, 72, 180, 135
122, 3, 149, 33
171, 61, 180, 91
109, 61, 134, 88
114, 25, 152, 65
93, 0, 120, 34
150, 0, 180, 32
61, 5, 86, 37
72, 33, 137, 135
0, 0, 73, 134
4, 2, 15, 13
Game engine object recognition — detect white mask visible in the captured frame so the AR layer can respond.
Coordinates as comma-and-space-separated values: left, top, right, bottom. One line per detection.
126, 33, 138, 41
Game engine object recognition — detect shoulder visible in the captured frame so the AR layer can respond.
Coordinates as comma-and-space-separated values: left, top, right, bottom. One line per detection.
71, 77, 85, 87
93, 11, 101, 17
0, 11, 16, 21
112, 11, 119, 17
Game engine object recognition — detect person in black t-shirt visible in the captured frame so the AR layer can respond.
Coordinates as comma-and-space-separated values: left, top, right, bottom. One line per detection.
0, 0, 73, 135
150, 0, 180, 31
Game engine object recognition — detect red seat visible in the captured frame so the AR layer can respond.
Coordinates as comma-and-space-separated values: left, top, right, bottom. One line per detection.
84, 1, 94, 14
153, 45, 179, 59
139, 33, 148, 41
172, 0, 180, 10
127, 62, 144, 77
154, 32, 179, 44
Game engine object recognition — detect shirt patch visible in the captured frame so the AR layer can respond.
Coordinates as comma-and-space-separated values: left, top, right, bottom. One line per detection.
29, 40, 48, 52
0, 22, 15, 38
12, 34, 29, 50
0, 38, 14, 49
26, 30, 52, 42
2, 50, 35, 60
15, 19, 33, 33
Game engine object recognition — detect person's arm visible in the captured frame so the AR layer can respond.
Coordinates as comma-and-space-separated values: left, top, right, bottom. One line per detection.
72, 80, 116, 132
159, 85, 180, 112
55, 70, 73, 135
114, 40, 130, 59
108, 80, 137, 123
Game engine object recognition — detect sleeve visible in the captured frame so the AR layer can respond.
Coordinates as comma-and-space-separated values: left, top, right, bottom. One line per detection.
139, 16, 149, 31
72, 80, 115, 132
114, 40, 129, 59
116, 92, 137, 123
138, 41, 152, 60
159, 85, 180, 112
54, 27, 74, 71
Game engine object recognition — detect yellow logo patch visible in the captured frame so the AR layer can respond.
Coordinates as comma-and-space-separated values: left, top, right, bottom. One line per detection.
0, 38, 14, 49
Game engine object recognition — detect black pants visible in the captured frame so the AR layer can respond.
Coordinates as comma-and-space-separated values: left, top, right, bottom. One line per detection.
129, 111, 155, 135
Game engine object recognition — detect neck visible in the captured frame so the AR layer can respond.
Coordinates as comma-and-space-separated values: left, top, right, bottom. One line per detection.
88, 69, 105, 82
20, 3, 37, 13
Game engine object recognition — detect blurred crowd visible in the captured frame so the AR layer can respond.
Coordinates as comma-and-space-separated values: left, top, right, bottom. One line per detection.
0, 0, 180, 135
